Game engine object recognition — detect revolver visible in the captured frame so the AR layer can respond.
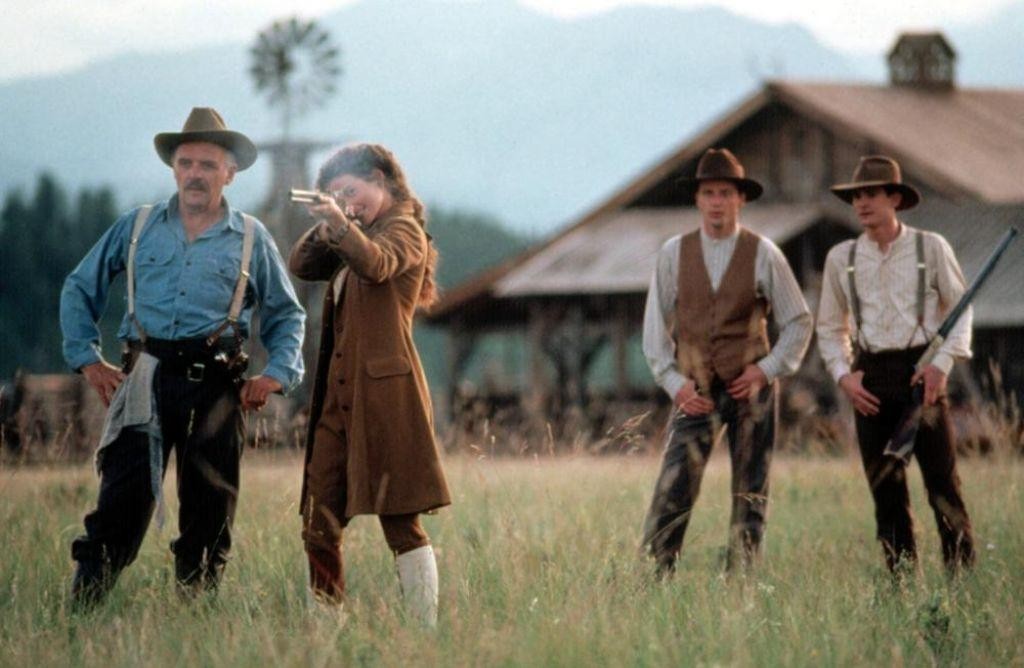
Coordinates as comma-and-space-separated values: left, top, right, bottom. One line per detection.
289, 188, 326, 204
213, 348, 250, 388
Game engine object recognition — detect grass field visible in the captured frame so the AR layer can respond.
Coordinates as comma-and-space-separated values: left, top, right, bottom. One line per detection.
1, 450, 1022, 666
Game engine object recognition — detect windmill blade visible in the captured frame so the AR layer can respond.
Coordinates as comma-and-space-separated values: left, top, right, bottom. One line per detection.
250, 16, 342, 123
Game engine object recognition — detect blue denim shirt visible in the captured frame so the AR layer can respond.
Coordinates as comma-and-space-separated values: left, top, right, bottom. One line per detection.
60, 195, 306, 393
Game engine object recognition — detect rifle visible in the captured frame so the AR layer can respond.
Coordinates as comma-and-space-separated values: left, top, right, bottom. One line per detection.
883, 226, 1019, 461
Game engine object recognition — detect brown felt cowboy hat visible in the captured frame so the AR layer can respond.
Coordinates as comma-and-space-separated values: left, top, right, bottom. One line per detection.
678, 148, 763, 203
154, 107, 257, 171
830, 155, 920, 210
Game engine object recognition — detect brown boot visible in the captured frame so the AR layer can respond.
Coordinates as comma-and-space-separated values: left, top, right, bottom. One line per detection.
306, 545, 344, 605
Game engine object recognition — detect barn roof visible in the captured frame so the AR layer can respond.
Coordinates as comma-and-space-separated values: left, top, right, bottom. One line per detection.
426, 79, 1024, 326
495, 205, 836, 297
771, 81, 1024, 203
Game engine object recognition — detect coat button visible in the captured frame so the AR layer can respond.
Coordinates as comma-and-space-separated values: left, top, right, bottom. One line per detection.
337, 378, 345, 385
342, 405, 350, 411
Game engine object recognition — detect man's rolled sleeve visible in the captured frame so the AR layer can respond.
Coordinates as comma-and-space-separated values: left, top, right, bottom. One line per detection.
931, 234, 972, 368
252, 228, 306, 394
756, 357, 782, 385
756, 240, 813, 383
642, 240, 688, 400
60, 210, 133, 370
816, 245, 857, 383
930, 351, 955, 376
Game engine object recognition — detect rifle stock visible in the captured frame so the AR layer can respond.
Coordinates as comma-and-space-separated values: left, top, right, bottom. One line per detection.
882, 227, 1018, 461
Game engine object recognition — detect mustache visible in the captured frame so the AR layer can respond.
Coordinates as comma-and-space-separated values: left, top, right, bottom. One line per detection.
185, 180, 208, 192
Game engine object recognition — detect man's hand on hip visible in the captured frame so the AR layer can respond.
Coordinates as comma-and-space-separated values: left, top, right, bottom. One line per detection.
838, 370, 881, 416
674, 381, 714, 415
82, 360, 125, 407
240, 375, 283, 411
727, 364, 768, 401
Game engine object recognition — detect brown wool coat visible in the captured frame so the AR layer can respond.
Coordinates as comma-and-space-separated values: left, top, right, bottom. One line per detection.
288, 201, 451, 518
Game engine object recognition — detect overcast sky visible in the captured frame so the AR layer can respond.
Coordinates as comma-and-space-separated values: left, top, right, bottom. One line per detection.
3, 0, 1015, 83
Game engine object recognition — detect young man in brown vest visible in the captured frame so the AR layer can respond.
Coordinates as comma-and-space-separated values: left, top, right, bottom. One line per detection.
641, 148, 812, 574
816, 155, 974, 576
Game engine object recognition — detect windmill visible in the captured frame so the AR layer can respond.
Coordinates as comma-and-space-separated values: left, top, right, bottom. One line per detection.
250, 16, 341, 142
248, 15, 341, 240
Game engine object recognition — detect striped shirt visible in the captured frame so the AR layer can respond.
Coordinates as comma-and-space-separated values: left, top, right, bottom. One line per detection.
816, 223, 971, 383
642, 226, 813, 399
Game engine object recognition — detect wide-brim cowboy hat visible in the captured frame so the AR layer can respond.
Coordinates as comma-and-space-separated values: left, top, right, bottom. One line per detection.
830, 155, 920, 210
677, 148, 763, 203
154, 107, 257, 171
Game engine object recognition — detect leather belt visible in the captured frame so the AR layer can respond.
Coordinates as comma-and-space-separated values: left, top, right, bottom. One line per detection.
124, 337, 241, 383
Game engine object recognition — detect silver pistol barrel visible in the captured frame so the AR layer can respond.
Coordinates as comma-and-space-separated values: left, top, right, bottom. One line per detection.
289, 188, 323, 203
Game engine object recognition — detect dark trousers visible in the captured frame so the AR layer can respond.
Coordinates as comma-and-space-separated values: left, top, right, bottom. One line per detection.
71, 366, 243, 602
854, 347, 974, 574
642, 381, 777, 572
302, 401, 429, 603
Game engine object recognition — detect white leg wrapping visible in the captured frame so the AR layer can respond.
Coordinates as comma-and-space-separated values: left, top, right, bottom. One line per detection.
396, 545, 438, 628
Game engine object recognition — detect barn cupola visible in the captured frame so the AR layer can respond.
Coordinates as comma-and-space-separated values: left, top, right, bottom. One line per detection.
888, 32, 956, 90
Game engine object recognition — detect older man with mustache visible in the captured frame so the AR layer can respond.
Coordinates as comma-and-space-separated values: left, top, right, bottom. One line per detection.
60, 108, 305, 607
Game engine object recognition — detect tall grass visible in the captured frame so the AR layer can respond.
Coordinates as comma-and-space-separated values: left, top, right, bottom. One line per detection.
1, 451, 1022, 666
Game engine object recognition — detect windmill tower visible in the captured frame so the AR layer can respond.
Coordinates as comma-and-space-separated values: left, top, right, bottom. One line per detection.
249, 16, 342, 397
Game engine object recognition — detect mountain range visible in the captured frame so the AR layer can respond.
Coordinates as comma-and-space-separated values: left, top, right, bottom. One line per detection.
2, 0, 1022, 233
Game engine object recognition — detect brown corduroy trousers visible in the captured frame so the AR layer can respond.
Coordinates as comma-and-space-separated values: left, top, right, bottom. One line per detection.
302, 402, 430, 602
853, 346, 975, 575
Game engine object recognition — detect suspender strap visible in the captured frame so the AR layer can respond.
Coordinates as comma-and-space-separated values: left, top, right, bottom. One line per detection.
915, 230, 926, 327
230, 214, 256, 321
205, 214, 255, 347
846, 240, 862, 333
127, 205, 154, 343
847, 231, 929, 352
128, 206, 255, 349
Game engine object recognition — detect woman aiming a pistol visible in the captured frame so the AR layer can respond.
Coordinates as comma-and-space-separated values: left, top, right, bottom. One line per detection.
288, 143, 450, 626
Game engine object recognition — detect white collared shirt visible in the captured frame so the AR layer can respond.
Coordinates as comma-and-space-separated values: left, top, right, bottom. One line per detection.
641, 226, 813, 399
816, 223, 972, 382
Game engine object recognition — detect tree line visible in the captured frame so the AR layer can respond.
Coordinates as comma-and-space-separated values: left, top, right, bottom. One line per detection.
0, 174, 528, 381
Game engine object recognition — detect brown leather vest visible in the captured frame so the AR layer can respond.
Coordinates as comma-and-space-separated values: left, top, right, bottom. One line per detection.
675, 227, 770, 390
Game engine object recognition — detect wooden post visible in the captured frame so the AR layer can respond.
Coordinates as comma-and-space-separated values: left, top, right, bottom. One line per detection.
525, 302, 551, 422
446, 317, 476, 422
566, 303, 585, 409
613, 298, 630, 401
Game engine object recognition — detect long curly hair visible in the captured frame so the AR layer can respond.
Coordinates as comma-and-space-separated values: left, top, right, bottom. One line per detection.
316, 143, 438, 307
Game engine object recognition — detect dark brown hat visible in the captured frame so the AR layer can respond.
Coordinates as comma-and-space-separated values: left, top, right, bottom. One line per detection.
154, 107, 257, 171
678, 148, 763, 203
830, 155, 920, 210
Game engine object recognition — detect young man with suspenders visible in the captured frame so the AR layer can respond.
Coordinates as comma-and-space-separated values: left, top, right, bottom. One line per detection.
816, 155, 975, 576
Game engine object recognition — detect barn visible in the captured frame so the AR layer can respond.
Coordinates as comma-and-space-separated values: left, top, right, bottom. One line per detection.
425, 32, 1024, 430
